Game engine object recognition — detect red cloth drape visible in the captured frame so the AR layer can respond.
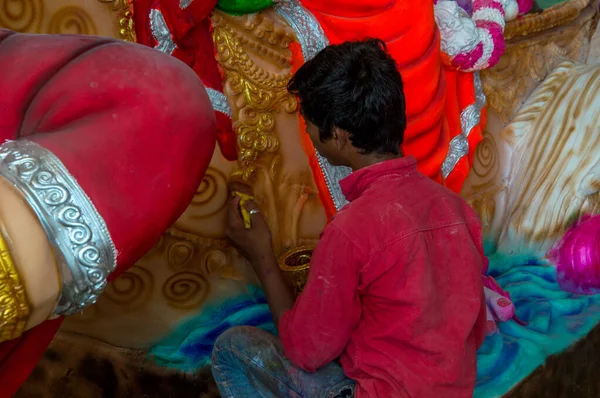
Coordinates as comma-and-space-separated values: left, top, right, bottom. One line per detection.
295, 1, 486, 217
134, 0, 238, 161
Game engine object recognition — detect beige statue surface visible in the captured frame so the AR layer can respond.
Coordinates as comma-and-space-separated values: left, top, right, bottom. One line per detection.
0, 177, 59, 332
464, 61, 600, 255
462, 0, 600, 254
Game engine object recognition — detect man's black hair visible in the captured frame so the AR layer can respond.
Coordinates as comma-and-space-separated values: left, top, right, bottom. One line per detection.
288, 38, 406, 155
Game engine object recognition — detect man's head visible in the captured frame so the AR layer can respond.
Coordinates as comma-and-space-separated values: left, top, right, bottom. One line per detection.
288, 38, 406, 168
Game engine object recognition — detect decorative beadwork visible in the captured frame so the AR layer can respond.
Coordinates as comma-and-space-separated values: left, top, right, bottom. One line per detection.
441, 72, 486, 178
150, 8, 176, 55
180, 0, 193, 9
0, 227, 29, 342
206, 87, 232, 118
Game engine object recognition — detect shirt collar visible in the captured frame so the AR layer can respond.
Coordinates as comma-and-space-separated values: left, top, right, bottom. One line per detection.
340, 156, 417, 202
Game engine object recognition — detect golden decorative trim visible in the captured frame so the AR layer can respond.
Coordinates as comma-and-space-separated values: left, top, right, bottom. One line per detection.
0, 224, 30, 342
166, 227, 229, 249
212, 10, 297, 181
98, 0, 136, 41
278, 245, 314, 296
504, 0, 591, 40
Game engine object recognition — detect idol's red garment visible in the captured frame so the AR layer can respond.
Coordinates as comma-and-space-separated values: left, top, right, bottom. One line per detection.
279, 157, 487, 398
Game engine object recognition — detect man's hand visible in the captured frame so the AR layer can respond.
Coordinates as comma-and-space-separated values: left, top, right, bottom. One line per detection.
226, 182, 273, 267
225, 181, 296, 329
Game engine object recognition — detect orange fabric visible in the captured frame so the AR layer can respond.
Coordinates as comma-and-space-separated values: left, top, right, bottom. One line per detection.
133, 0, 238, 161
300, 0, 447, 183
296, 0, 486, 201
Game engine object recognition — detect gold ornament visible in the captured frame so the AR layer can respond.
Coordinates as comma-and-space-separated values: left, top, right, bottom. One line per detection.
278, 245, 314, 297
97, 0, 136, 42
0, 226, 30, 342
212, 10, 298, 181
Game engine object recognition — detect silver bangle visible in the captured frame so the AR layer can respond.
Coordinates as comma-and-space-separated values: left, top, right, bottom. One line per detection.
0, 140, 117, 316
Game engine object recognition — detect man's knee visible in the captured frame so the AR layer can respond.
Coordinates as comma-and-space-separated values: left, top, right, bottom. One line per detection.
214, 326, 255, 352
212, 326, 277, 365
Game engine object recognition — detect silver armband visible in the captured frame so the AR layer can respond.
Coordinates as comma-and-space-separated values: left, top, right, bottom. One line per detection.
0, 140, 117, 316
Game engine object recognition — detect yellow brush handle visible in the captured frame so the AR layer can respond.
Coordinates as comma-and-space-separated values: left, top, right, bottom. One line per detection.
232, 191, 256, 229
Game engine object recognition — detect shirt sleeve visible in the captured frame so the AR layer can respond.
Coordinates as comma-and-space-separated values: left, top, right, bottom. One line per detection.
279, 224, 364, 372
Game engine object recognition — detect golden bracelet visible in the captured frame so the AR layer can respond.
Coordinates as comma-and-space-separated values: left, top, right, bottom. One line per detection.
0, 227, 30, 342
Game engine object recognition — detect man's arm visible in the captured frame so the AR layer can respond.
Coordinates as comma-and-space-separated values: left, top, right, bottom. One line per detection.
224, 182, 363, 372
249, 250, 295, 330
278, 224, 364, 372
224, 181, 295, 329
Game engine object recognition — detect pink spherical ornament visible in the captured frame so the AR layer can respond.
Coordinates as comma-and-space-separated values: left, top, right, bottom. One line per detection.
547, 215, 600, 295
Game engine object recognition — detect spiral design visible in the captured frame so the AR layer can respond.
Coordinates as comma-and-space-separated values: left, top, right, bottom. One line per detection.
193, 168, 224, 205
162, 271, 209, 310
189, 168, 228, 218
11, 157, 39, 176
58, 206, 93, 245
78, 245, 101, 266
195, 174, 218, 206
472, 135, 499, 180
0, 0, 43, 32
104, 265, 154, 310
48, 6, 97, 36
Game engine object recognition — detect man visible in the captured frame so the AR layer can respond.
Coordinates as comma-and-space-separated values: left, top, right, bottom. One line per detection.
212, 39, 486, 398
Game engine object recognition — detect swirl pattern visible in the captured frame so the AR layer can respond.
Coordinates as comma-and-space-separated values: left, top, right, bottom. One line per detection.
190, 168, 228, 218
472, 134, 499, 180
0, 0, 133, 41
47, 6, 97, 35
161, 272, 209, 310
0, 0, 43, 32
103, 266, 154, 310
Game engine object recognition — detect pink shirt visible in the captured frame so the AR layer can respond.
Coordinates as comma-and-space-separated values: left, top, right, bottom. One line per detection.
279, 156, 486, 398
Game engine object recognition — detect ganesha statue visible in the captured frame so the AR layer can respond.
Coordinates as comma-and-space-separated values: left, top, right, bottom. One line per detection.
0, 0, 599, 397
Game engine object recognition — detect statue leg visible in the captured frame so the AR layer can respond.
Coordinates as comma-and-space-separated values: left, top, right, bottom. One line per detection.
0, 29, 217, 397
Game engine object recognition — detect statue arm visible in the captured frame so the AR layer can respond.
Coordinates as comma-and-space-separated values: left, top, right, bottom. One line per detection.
0, 178, 59, 340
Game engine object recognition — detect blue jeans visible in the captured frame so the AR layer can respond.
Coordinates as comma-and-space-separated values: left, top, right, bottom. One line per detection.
211, 326, 355, 398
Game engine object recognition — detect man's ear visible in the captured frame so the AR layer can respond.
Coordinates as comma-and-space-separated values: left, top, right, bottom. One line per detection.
332, 126, 350, 150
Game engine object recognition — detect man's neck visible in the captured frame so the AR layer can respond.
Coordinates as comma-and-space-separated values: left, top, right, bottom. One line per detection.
349, 152, 403, 171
